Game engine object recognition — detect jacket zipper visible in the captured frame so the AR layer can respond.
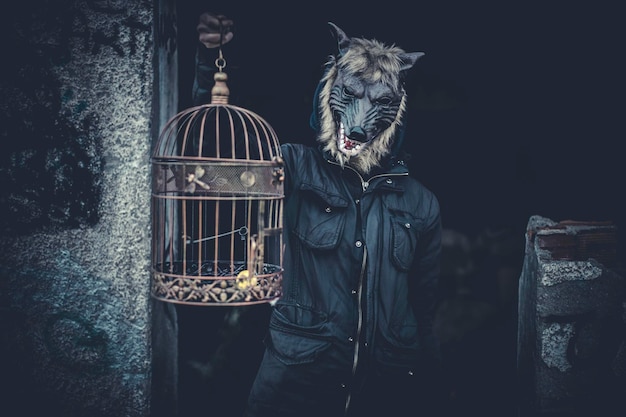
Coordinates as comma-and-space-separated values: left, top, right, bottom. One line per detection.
345, 244, 367, 414
326, 159, 409, 192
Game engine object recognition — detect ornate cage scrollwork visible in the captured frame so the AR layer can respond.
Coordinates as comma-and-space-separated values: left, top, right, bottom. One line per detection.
151, 68, 284, 306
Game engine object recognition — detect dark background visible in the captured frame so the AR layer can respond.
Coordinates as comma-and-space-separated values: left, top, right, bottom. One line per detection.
178, 0, 625, 238
173, 2, 624, 416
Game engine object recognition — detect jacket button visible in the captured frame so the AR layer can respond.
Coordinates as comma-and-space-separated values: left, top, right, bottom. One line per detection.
348, 336, 354, 342
386, 178, 393, 184
351, 289, 357, 295
408, 370, 414, 376
325, 207, 332, 213
355, 240, 362, 248
404, 223, 411, 229
340, 383, 347, 389
355, 199, 360, 204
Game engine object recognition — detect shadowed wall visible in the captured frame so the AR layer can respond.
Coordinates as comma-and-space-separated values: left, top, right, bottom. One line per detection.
0, 1, 160, 415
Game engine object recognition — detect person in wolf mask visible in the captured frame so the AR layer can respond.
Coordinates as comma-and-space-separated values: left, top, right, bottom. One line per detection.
194, 12, 446, 417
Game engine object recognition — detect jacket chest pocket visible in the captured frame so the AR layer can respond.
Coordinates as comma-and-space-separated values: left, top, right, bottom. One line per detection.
291, 184, 349, 250
389, 212, 422, 271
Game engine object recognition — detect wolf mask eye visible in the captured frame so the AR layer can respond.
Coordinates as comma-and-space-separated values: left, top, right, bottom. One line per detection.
375, 96, 393, 106
342, 86, 355, 97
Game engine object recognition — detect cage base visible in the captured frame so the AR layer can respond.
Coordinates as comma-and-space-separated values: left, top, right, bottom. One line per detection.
152, 261, 282, 306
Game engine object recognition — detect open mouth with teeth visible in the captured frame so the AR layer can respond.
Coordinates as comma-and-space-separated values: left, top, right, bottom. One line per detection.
337, 122, 364, 157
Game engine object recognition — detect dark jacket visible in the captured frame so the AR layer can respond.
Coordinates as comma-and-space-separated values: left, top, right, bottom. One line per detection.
275, 143, 441, 374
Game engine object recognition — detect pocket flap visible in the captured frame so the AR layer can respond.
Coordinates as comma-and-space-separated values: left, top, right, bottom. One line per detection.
292, 186, 348, 249
268, 329, 332, 365
267, 303, 332, 365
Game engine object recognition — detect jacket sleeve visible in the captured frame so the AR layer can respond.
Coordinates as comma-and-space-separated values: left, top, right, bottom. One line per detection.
410, 193, 443, 364
279, 143, 302, 197
192, 45, 220, 106
410, 192, 449, 414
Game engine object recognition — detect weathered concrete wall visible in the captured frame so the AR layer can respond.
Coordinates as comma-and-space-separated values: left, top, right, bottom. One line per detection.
517, 216, 626, 416
0, 1, 159, 415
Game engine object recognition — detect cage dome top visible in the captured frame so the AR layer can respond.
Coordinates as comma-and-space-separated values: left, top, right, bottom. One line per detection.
153, 70, 282, 163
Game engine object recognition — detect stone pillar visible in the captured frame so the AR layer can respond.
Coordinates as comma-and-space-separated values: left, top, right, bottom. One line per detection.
151, 2, 180, 416
517, 215, 626, 416
0, 1, 165, 416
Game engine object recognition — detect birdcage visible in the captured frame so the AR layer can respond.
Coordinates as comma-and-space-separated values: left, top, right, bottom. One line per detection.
151, 62, 284, 306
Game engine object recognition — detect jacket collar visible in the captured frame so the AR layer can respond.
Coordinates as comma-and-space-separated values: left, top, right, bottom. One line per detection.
315, 147, 409, 195
320, 146, 410, 177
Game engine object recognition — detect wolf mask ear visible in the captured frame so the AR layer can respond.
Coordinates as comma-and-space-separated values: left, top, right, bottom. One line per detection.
327, 22, 425, 70
399, 52, 425, 71
328, 22, 351, 56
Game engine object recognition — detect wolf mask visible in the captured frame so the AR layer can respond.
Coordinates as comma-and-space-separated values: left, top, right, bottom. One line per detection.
314, 23, 424, 175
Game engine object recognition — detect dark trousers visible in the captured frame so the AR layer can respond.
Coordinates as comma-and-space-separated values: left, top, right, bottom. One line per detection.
245, 346, 448, 417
